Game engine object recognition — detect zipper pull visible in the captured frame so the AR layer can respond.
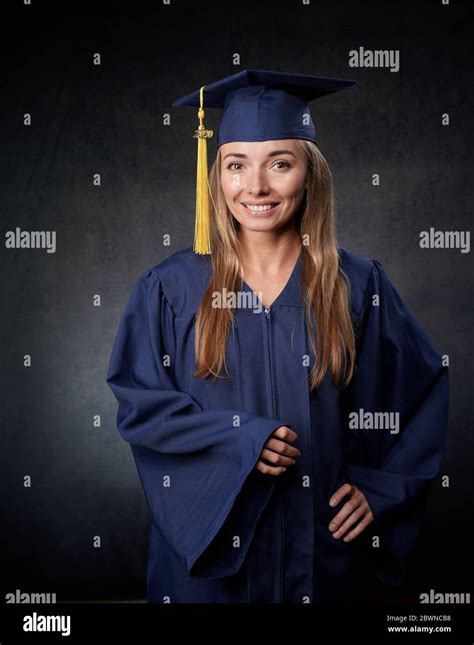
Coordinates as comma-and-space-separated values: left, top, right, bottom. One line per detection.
264, 306, 272, 320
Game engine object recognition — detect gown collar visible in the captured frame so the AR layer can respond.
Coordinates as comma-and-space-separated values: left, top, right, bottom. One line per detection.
241, 247, 305, 309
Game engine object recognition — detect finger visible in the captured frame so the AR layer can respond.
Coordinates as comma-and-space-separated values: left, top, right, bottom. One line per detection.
329, 492, 365, 531
265, 437, 300, 459
261, 448, 296, 466
342, 511, 374, 543
272, 425, 298, 444
329, 483, 353, 507
255, 460, 287, 476
331, 503, 369, 539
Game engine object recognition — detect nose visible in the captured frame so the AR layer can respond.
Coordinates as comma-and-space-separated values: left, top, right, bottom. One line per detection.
246, 166, 270, 195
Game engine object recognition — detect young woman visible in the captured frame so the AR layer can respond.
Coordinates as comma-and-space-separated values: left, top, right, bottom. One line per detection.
106, 70, 449, 603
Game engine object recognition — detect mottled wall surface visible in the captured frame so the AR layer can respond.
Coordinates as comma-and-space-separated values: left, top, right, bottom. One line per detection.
1, 0, 472, 601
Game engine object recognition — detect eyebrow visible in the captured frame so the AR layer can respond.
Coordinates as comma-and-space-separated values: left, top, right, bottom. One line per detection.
222, 149, 297, 161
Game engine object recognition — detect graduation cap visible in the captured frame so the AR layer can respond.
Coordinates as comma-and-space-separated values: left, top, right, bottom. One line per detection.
172, 69, 357, 254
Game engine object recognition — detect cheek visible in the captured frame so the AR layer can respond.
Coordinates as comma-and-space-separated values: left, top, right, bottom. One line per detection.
273, 173, 306, 198
221, 174, 241, 197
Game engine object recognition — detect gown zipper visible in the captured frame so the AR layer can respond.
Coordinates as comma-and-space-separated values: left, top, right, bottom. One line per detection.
264, 307, 277, 418
263, 305, 285, 602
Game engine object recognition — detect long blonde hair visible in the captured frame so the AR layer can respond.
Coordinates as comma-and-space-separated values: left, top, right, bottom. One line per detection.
193, 140, 356, 391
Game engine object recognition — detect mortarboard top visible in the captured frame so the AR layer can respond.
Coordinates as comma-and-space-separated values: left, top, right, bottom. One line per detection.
172, 68, 357, 146
171, 69, 357, 254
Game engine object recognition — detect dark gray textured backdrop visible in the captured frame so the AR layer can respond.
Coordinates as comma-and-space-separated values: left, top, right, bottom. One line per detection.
1, 0, 473, 602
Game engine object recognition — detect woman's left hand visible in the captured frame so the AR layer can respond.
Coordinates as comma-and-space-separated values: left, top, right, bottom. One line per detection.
328, 483, 374, 542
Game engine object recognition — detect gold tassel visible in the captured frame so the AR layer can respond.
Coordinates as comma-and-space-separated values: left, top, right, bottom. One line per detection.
193, 86, 213, 255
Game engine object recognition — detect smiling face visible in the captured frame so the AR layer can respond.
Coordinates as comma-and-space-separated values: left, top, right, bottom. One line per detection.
219, 139, 308, 234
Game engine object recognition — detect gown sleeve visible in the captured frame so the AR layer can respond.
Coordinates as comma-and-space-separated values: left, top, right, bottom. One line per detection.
343, 259, 449, 587
106, 268, 290, 579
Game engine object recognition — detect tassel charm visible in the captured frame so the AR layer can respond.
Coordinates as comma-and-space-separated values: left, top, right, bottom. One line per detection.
193, 86, 213, 255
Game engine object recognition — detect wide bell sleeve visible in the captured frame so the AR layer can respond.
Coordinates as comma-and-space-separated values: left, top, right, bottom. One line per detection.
106, 268, 290, 579
343, 259, 449, 587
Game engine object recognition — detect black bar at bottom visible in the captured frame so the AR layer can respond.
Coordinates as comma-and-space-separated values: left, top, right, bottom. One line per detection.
0, 602, 472, 642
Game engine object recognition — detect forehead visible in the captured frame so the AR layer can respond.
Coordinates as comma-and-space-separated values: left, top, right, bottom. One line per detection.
219, 139, 304, 158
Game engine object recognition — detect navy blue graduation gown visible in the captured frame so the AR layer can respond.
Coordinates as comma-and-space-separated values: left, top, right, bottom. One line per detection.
106, 246, 449, 603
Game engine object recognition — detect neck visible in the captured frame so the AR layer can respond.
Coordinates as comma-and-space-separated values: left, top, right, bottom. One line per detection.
237, 230, 302, 275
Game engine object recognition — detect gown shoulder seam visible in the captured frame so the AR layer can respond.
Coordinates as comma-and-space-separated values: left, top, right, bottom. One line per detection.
141, 266, 179, 318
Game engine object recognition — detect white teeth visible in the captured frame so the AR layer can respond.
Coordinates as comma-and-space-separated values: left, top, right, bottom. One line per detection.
244, 203, 276, 212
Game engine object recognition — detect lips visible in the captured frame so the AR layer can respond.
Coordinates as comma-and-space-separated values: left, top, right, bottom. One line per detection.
242, 202, 280, 213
